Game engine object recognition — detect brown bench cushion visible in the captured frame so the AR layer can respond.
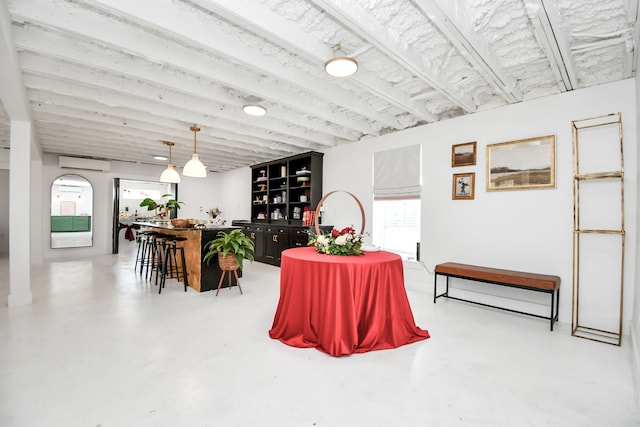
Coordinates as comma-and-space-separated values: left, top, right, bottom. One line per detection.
435, 262, 560, 291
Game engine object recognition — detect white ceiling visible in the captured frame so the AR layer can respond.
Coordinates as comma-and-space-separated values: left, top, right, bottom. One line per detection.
0, 0, 637, 172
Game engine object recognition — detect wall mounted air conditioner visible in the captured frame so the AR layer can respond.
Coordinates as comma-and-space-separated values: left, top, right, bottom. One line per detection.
59, 156, 111, 172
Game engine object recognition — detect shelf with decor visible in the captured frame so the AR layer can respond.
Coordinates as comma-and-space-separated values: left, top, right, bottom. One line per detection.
244, 152, 325, 266
249, 151, 323, 226
251, 167, 269, 221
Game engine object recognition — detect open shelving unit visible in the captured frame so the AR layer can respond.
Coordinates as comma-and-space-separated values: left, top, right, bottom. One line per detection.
571, 112, 624, 346
251, 151, 323, 226
242, 151, 325, 266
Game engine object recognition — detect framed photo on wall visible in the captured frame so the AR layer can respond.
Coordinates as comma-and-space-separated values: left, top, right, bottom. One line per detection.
451, 141, 476, 167
486, 135, 556, 191
452, 172, 475, 200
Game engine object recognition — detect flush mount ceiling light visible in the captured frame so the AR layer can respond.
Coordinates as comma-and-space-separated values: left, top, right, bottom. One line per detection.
159, 141, 180, 183
243, 103, 267, 116
183, 125, 207, 178
324, 43, 358, 78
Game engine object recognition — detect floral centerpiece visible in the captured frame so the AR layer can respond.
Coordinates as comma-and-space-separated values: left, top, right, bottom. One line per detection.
308, 226, 366, 256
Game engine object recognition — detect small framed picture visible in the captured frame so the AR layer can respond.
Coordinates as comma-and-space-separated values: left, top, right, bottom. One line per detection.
452, 141, 477, 167
453, 172, 475, 200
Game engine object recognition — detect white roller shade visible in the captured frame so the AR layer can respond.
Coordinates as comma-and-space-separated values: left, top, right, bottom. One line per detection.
374, 145, 421, 199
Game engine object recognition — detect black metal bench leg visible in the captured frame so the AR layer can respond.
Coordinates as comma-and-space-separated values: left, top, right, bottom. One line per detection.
550, 290, 555, 331
433, 273, 437, 303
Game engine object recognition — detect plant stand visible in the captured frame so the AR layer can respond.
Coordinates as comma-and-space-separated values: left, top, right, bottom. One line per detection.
216, 253, 243, 296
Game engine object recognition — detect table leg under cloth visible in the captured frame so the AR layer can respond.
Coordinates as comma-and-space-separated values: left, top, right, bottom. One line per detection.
269, 247, 430, 357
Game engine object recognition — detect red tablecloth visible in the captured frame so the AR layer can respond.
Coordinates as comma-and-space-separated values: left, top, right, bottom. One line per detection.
269, 247, 430, 356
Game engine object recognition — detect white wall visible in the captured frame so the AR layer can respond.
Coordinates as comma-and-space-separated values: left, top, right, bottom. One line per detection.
0, 169, 8, 255
321, 79, 637, 330
216, 166, 252, 223
0, 150, 9, 257
633, 65, 640, 404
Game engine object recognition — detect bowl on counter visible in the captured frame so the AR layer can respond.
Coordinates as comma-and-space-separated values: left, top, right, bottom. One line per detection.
170, 218, 191, 228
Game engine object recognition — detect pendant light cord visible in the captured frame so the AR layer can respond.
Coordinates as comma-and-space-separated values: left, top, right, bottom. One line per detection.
190, 125, 200, 154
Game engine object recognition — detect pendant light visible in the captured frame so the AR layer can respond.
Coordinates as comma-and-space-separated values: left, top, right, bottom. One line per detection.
324, 43, 358, 78
159, 141, 180, 183
183, 125, 207, 178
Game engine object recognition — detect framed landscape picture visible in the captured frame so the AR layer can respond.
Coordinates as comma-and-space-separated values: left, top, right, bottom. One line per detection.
486, 135, 556, 191
452, 172, 475, 200
451, 141, 476, 167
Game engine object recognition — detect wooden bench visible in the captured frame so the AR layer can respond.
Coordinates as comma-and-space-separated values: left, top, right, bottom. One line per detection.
434, 262, 560, 331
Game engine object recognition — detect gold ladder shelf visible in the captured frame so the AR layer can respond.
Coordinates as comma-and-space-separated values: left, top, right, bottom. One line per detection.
571, 112, 624, 346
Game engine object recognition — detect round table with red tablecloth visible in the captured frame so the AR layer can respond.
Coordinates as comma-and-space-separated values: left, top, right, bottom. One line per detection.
269, 247, 430, 357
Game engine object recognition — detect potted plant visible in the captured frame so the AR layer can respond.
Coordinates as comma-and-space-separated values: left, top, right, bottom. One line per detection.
139, 193, 183, 218
203, 229, 255, 271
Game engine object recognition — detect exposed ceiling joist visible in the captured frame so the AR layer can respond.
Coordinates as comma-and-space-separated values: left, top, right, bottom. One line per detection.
416, 0, 523, 104
311, 0, 476, 113
525, 0, 578, 92
0, 0, 635, 172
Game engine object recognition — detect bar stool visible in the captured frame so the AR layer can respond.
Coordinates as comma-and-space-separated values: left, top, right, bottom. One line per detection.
134, 230, 153, 273
158, 235, 189, 294
141, 232, 164, 280
150, 234, 169, 287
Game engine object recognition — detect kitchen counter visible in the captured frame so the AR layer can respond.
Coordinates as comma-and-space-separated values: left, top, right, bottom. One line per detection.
135, 222, 242, 292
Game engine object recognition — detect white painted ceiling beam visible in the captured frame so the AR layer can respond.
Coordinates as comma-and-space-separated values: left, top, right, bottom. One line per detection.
29, 101, 297, 169
311, 0, 476, 113
12, 39, 351, 149
10, 0, 375, 136
416, 0, 523, 104
68, 0, 397, 131
0, 0, 30, 120
27, 90, 298, 160
2, 0, 636, 170
195, 0, 439, 124
524, 0, 578, 91
35, 119, 256, 170
32, 108, 253, 165
627, 0, 640, 74
23, 69, 325, 153
15, 44, 334, 148
21, 52, 332, 155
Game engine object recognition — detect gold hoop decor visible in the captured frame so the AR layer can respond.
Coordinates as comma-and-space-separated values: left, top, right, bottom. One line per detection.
314, 190, 365, 236
310, 190, 367, 256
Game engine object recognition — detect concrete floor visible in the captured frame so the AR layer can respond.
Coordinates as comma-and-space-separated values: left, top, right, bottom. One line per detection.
1, 243, 639, 426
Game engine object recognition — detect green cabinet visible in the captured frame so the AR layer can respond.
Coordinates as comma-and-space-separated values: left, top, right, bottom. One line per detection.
51, 216, 92, 232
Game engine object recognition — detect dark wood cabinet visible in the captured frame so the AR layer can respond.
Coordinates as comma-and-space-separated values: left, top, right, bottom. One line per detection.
234, 223, 333, 267
238, 151, 326, 266
251, 151, 323, 226
264, 226, 289, 265
245, 224, 265, 261
290, 227, 311, 248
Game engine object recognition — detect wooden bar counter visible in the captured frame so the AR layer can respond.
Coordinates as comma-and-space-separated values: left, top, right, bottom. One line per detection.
136, 223, 242, 292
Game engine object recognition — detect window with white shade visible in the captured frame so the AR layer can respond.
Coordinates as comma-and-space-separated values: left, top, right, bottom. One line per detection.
372, 145, 421, 260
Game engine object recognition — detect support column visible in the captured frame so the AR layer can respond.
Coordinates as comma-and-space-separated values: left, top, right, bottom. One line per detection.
8, 121, 33, 306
